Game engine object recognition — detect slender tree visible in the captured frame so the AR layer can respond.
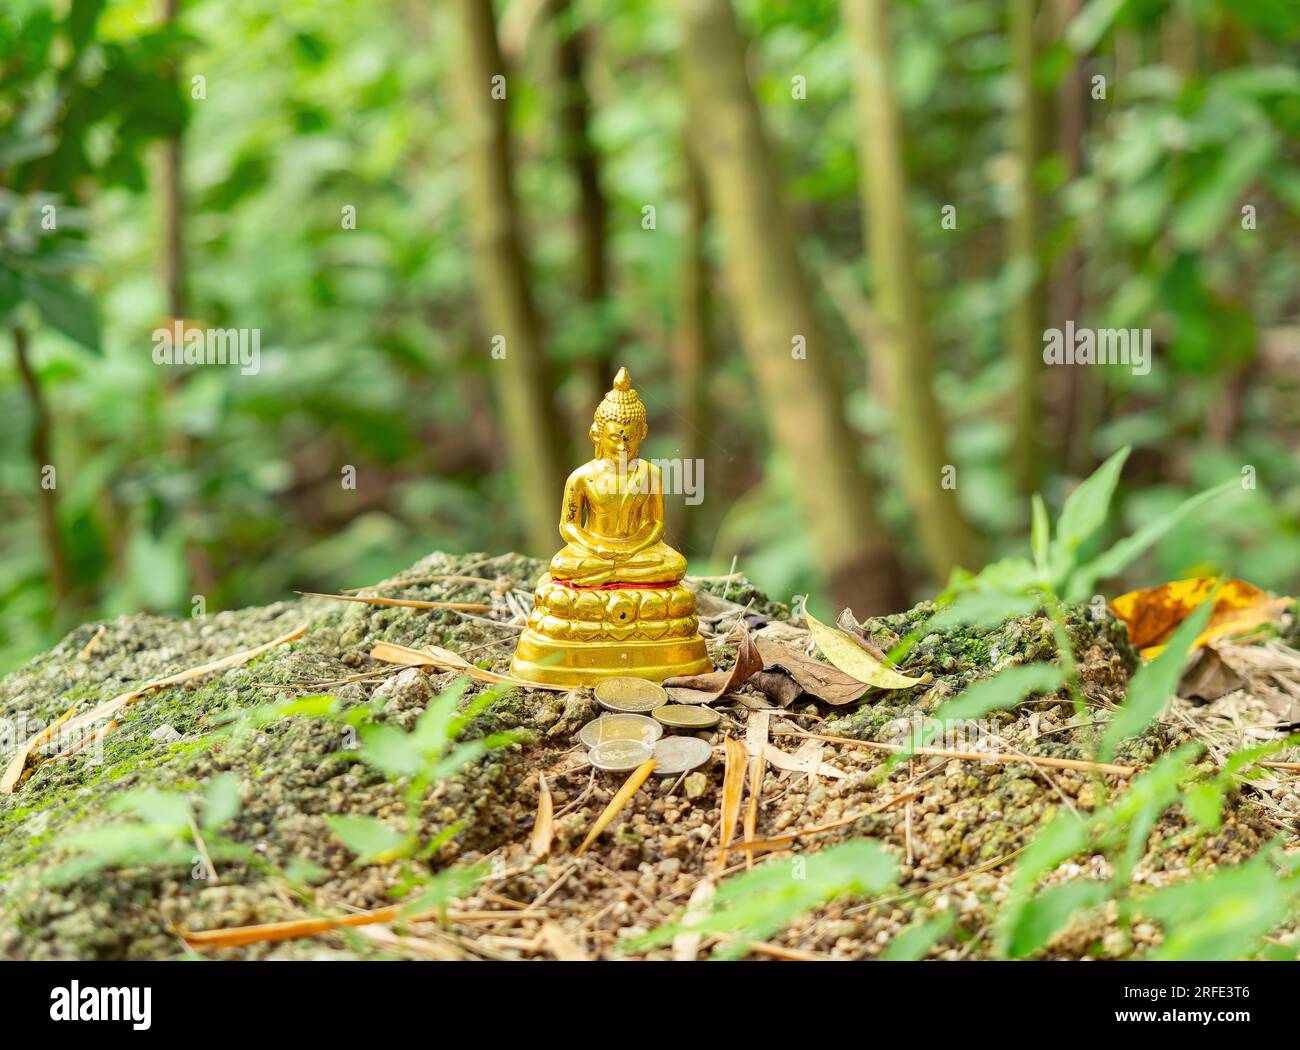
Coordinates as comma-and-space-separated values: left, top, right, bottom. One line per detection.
842, 0, 980, 580
675, 0, 906, 613
14, 326, 70, 606
1007, 0, 1046, 494
453, 0, 567, 555
547, 0, 613, 411
1050, 0, 1097, 474
671, 144, 715, 551
160, 0, 185, 322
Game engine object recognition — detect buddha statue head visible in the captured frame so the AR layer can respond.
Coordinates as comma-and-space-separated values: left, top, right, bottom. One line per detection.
589, 367, 647, 461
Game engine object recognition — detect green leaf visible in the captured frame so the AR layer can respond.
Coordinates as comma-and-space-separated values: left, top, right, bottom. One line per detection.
410, 675, 471, 757
1011, 811, 1091, 892
1064, 479, 1238, 600
201, 773, 241, 832
398, 861, 489, 917
1050, 446, 1130, 584
112, 788, 193, 828
631, 839, 898, 959
1031, 494, 1051, 578
325, 815, 407, 864
1100, 592, 1216, 760
935, 663, 1066, 722
282, 856, 328, 886
1142, 854, 1300, 961
968, 557, 1040, 596
358, 724, 423, 778
1005, 879, 1110, 958
927, 591, 1040, 631
1066, 0, 1128, 53
22, 274, 101, 352
880, 910, 954, 961
1173, 131, 1276, 248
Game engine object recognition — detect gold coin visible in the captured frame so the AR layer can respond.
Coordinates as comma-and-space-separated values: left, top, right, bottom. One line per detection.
651, 735, 713, 775
588, 739, 655, 773
578, 713, 663, 749
594, 676, 669, 714
652, 705, 721, 730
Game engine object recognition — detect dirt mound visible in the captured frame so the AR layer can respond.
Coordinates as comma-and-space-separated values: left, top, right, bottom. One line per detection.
0, 552, 1283, 959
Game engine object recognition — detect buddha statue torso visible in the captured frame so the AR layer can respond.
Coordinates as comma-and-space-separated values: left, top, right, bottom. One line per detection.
550, 458, 687, 587
510, 368, 712, 686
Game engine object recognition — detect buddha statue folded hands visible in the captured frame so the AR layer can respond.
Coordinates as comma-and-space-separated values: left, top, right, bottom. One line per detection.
510, 368, 713, 686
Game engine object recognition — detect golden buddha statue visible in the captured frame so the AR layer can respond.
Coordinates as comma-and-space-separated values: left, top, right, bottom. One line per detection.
511, 368, 713, 686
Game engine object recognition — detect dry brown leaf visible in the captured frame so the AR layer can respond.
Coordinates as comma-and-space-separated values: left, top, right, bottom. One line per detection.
576, 758, 656, 856
298, 590, 492, 612
530, 773, 554, 859
541, 922, 589, 961
184, 903, 526, 951
754, 638, 868, 705
835, 608, 890, 662
743, 711, 770, 868
369, 641, 567, 691
717, 735, 747, 869
77, 625, 106, 661
762, 741, 846, 780
662, 626, 764, 703
750, 669, 802, 707
1178, 647, 1247, 702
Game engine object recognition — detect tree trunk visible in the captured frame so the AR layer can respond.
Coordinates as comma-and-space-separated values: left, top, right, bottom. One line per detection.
842, 0, 980, 581
14, 326, 70, 606
161, 0, 185, 320
548, 0, 612, 412
1006, 0, 1045, 495
671, 144, 714, 552
453, 0, 567, 556
675, 0, 906, 614
1049, 0, 1097, 475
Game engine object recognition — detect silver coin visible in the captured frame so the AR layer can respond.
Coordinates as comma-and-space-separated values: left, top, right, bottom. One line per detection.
652, 704, 721, 730
578, 713, 663, 749
651, 735, 713, 776
594, 677, 669, 714
588, 738, 655, 773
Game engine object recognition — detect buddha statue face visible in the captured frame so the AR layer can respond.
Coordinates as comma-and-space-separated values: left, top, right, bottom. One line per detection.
590, 418, 645, 462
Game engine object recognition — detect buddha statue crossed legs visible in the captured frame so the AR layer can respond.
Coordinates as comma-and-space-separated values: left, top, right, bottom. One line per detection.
510, 369, 712, 686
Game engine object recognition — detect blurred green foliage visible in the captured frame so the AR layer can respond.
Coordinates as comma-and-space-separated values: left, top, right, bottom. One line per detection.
1, 0, 1298, 671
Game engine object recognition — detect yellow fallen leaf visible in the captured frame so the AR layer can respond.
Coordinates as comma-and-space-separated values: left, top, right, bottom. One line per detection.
530, 773, 554, 859
1111, 578, 1293, 658
576, 758, 656, 856
717, 735, 747, 870
804, 609, 925, 689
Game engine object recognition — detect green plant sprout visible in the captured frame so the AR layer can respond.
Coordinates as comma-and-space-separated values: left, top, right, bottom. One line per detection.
44, 772, 251, 887
631, 839, 898, 960
322, 676, 525, 914
47, 674, 523, 927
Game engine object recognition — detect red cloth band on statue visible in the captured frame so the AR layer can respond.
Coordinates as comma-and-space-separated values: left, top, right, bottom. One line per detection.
552, 579, 672, 591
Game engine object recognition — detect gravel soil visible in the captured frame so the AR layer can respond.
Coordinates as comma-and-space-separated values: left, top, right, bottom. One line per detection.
0, 551, 1293, 960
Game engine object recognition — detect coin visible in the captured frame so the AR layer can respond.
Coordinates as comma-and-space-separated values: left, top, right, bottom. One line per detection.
578, 713, 663, 748
652, 704, 721, 730
651, 735, 713, 775
594, 676, 669, 714
588, 738, 655, 773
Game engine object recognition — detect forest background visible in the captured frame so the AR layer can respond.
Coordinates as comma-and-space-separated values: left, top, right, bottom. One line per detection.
1, 0, 1297, 674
